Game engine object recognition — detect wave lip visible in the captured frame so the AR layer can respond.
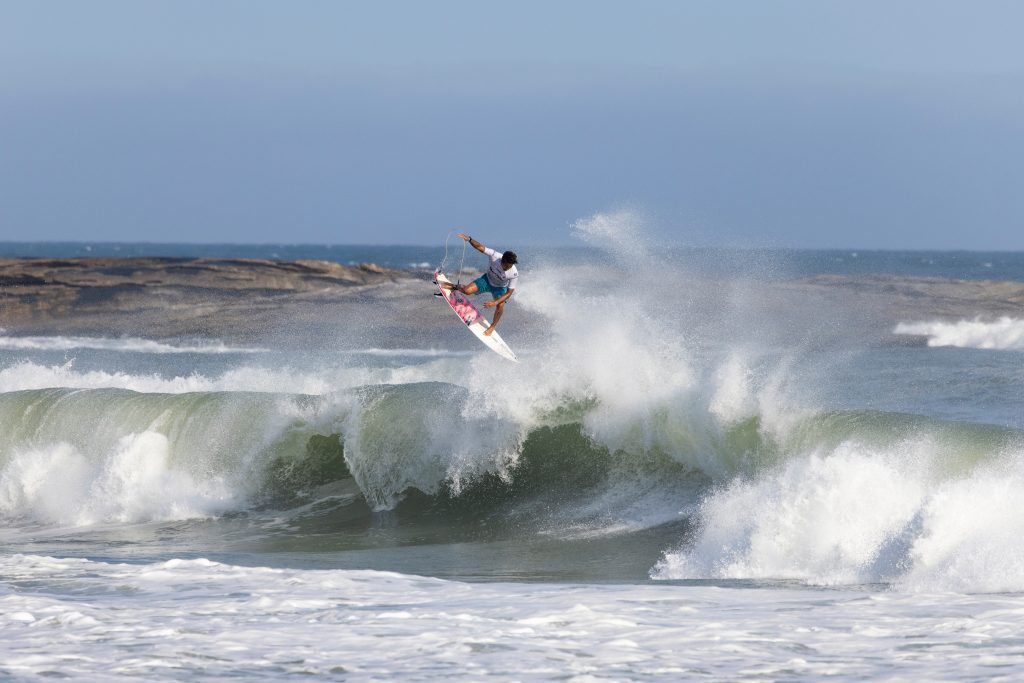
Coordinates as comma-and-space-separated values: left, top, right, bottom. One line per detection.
0, 335, 267, 354
894, 317, 1024, 351
0, 387, 339, 526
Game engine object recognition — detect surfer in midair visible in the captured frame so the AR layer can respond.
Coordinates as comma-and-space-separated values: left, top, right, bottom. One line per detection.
440, 233, 518, 336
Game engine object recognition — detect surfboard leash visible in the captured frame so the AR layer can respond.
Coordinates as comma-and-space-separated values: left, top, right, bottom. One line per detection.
438, 230, 468, 287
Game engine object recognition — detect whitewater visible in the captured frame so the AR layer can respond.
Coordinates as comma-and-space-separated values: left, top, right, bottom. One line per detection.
2, 220, 1024, 680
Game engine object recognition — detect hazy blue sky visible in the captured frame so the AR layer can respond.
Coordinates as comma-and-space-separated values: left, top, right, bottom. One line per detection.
2, 1, 1022, 248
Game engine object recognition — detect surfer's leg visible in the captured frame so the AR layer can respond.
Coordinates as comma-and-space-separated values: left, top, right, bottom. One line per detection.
466, 275, 492, 296
484, 302, 504, 336
441, 281, 479, 295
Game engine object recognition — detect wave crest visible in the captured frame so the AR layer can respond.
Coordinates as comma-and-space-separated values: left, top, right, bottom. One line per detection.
652, 435, 1024, 592
894, 317, 1024, 351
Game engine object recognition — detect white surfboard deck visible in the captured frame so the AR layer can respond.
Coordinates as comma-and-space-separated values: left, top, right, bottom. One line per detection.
434, 271, 518, 362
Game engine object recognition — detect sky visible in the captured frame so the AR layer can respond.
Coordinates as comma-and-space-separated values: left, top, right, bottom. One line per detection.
1, 1, 1022, 248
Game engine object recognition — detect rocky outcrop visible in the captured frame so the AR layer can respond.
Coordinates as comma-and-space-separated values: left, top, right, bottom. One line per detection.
0, 257, 417, 341
788, 274, 1024, 319
2, 257, 1021, 349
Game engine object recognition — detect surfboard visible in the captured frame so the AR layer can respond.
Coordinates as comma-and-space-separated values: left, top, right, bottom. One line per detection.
434, 271, 518, 362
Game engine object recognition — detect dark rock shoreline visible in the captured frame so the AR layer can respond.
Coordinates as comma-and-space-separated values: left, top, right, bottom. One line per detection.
788, 274, 1024, 318
1, 257, 1021, 348
0, 257, 421, 342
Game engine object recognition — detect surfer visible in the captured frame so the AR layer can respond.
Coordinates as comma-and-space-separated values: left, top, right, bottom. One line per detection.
441, 233, 518, 336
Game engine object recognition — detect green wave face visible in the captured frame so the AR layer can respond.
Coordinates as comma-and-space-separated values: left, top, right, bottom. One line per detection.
0, 384, 1020, 530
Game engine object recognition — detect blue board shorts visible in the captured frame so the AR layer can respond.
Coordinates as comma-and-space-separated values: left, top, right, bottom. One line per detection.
473, 275, 508, 299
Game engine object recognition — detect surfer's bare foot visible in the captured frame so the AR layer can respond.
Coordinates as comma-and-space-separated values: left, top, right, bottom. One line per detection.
483, 326, 495, 336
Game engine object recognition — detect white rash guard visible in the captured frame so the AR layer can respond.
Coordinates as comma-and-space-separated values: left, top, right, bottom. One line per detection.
483, 247, 519, 291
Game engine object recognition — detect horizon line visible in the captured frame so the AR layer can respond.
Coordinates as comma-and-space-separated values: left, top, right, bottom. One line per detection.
0, 240, 1022, 254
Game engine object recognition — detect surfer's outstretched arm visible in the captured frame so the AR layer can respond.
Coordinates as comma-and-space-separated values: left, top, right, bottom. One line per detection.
457, 233, 488, 254
483, 291, 512, 336
483, 289, 513, 309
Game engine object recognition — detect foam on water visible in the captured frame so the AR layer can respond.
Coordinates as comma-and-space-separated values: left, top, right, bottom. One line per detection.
894, 317, 1024, 351
653, 438, 1024, 593
0, 388, 331, 525
0, 357, 465, 395
0, 433, 235, 526
0, 335, 266, 354
4, 554, 1024, 681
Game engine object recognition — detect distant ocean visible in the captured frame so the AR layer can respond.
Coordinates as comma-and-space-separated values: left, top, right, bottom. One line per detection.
2, 235, 1024, 680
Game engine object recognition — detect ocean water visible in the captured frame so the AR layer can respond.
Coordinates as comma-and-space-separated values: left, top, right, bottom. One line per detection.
2, 224, 1024, 680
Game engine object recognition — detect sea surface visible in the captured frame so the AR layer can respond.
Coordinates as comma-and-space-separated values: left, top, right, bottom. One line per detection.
2, 229, 1024, 680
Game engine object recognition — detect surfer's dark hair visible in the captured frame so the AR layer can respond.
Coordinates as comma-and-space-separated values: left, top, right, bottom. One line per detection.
502, 251, 518, 265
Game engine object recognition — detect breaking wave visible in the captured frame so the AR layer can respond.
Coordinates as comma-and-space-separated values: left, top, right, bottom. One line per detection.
894, 317, 1024, 351
0, 335, 267, 354
1, 372, 1022, 596
3, 211, 1024, 594
652, 434, 1024, 593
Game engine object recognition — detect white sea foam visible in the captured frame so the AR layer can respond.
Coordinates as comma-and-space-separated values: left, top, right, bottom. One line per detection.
0, 358, 465, 395
348, 347, 473, 358
0, 335, 267, 354
894, 317, 1024, 351
653, 439, 1024, 593
467, 210, 802, 476
0, 384, 331, 526
0, 433, 236, 526
3, 554, 1024, 681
